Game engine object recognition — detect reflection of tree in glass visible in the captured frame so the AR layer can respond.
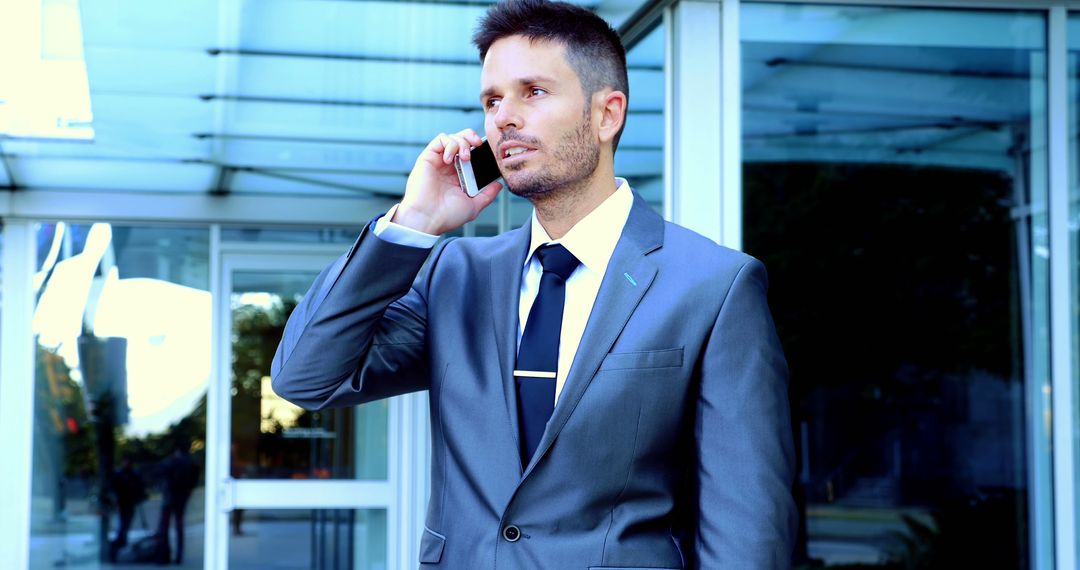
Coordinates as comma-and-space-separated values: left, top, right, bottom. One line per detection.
231, 297, 285, 478
34, 344, 97, 520
33, 342, 208, 522
232, 295, 345, 479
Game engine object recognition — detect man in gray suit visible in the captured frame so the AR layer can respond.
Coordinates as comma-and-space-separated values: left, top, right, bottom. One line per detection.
271, 0, 796, 567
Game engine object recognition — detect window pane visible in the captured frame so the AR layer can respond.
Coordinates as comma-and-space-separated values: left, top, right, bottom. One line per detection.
742, 5, 1047, 568
30, 223, 210, 568
221, 227, 362, 245
228, 509, 386, 570
231, 271, 388, 481
1069, 11, 1080, 567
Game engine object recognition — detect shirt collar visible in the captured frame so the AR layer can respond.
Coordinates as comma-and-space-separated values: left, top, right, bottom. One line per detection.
525, 177, 634, 274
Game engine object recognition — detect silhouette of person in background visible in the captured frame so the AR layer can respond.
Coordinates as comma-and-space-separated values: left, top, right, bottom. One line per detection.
109, 454, 146, 562
230, 442, 245, 536
155, 441, 199, 565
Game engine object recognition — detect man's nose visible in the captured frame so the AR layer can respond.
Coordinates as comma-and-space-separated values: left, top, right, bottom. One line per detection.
493, 98, 522, 131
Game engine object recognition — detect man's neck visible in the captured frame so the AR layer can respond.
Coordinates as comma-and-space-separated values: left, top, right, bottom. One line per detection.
532, 166, 618, 240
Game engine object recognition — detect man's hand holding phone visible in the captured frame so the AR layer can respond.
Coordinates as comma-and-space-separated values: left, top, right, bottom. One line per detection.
393, 128, 503, 236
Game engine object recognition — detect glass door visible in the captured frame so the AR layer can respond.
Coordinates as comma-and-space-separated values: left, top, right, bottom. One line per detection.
208, 251, 397, 570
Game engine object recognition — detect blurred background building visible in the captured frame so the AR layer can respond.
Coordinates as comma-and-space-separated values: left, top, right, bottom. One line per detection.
0, 0, 1078, 568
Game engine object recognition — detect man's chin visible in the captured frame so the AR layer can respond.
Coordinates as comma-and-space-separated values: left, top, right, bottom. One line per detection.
504, 176, 558, 200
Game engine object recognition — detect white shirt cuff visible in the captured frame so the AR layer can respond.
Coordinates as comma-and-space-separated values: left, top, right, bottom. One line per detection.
373, 204, 441, 249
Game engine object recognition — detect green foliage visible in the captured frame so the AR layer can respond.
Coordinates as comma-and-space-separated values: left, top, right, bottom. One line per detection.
34, 344, 97, 478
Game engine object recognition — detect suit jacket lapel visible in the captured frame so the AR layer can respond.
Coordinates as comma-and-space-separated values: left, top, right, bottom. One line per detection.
487, 223, 531, 476
522, 193, 665, 478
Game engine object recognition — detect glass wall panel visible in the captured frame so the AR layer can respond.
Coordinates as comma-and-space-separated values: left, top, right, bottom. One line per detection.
221, 227, 363, 245
228, 509, 386, 570
505, 22, 666, 229
742, 5, 1048, 568
230, 270, 388, 481
30, 223, 210, 568
1069, 12, 1080, 566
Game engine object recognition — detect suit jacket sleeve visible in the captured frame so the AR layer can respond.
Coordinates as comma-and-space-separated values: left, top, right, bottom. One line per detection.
695, 258, 797, 568
270, 221, 448, 410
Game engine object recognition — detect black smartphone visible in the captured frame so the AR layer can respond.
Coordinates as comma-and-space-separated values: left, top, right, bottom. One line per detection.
454, 139, 501, 197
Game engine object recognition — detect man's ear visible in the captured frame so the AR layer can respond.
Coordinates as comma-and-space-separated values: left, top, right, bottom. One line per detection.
595, 89, 627, 145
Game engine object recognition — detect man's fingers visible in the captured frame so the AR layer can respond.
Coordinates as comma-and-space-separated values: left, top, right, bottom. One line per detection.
441, 135, 460, 163
426, 130, 483, 167
472, 180, 503, 210
443, 135, 475, 163
459, 129, 483, 148
428, 133, 449, 153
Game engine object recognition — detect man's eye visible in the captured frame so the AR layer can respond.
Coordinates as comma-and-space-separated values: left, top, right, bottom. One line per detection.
530, 88, 547, 97
485, 98, 500, 110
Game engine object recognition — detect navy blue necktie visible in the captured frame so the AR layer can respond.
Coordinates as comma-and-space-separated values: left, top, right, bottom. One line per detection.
515, 244, 580, 467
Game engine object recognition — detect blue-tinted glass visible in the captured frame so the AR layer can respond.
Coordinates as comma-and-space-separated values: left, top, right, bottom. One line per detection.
742, 5, 1046, 568
30, 223, 210, 568
228, 509, 387, 570
221, 226, 362, 245
230, 270, 388, 481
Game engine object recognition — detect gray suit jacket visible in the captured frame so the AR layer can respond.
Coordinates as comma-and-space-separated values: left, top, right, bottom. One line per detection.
271, 192, 796, 569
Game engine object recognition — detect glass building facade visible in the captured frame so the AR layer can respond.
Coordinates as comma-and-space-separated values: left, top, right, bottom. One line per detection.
1, 1, 1079, 569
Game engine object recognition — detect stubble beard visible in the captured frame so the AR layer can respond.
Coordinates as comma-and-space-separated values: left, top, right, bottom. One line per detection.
501, 107, 600, 202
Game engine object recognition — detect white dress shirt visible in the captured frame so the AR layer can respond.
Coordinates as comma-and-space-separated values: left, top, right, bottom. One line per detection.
374, 178, 635, 404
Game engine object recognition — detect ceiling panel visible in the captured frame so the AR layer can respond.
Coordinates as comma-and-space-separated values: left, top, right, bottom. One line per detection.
221, 139, 423, 173
613, 149, 662, 177
232, 56, 482, 107
237, 0, 490, 61
229, 170, 371, 197
224, 100, 485, 142
627, 25, 664, 67
626, 68, 664, 110
23, 0, 663, 200
79, 0, 218, 50
619, 112, 662, 149
232, 170, 408, 197
742, 5, 1044, 50
3, 135, 209, 161
743, 62, 1027, 123
12, 157, 216, 192
92, 94, 215, 135
84, 47, 217, 96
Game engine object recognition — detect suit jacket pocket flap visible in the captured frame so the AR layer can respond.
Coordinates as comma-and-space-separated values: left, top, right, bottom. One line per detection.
419, 527, 446, 564
599, 347, 683, 371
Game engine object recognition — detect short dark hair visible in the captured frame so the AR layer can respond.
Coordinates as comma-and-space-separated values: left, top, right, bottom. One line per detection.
473, 0, 630, 152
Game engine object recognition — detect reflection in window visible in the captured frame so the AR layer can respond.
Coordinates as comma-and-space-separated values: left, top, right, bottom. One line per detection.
742, 5, 1047, 568
228, 509, 386, 570
30, 223, 210, 567
221, 226, 363, 245
230, 271, 388, 481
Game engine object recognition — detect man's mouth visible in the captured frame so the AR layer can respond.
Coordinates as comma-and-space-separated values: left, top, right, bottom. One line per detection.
501, 145, 536, 163
496, 139, 535, 161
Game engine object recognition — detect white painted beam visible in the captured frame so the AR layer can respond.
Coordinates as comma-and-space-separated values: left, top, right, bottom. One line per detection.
0, 189, 395, 226
666, 0, 725, 245
0, 221, 36, 569
1048, 8, 1077, 570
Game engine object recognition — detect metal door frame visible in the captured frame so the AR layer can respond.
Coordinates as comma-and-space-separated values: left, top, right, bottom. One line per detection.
206, 245, 410, 569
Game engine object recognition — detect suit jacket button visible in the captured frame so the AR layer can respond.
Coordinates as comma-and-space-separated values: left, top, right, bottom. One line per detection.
502, 525, 521, 542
